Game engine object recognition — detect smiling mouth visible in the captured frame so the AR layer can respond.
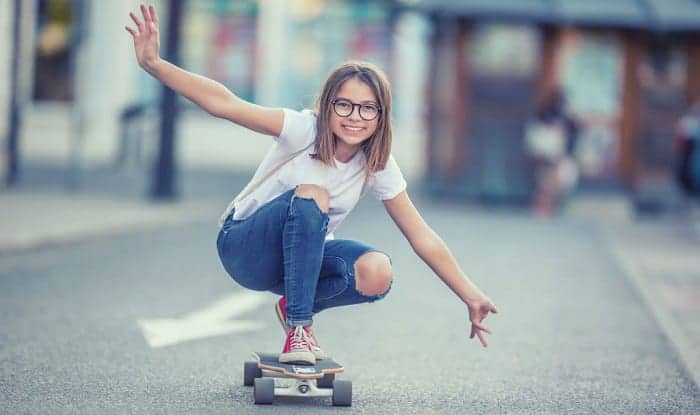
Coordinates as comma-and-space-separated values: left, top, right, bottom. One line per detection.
342, 125, 365, 132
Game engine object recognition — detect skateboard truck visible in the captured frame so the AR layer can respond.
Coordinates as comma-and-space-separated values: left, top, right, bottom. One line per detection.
244, 352, 352, 406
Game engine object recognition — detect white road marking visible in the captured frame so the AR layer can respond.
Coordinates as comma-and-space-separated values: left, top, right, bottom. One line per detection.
138, 291, 268, 348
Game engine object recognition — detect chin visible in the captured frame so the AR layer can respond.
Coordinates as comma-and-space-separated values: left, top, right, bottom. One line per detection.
334, 130, 368, 144
340, 135, 371, 146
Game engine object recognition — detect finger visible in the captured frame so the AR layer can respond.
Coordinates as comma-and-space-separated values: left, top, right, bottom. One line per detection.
469, 326, 475, 339
491, 304, 499, 314
149, 5, 159, 25
149, 22, 158, 34
140, 4, 152, 34
124, 26, 137, 37
472, 321, 492, 335
140, 4, 151, 23
129, 12, 143, 32
476, 330, 488, 347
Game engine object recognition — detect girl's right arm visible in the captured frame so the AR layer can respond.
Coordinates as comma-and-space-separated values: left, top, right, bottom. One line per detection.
125, 4, 283, 137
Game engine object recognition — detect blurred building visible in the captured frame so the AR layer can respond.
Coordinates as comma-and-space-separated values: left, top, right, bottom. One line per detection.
181, 0, 399, 109
2, 0, 139, 168
411, 0, 700, 202
2, 0, 431, 183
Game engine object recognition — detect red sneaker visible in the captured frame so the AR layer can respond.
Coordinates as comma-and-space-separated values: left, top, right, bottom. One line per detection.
279, 326, 315, 365
275, 297, 328, 359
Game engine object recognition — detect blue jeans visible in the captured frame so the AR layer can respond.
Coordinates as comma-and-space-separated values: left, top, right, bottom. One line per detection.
216, 189, 391, 327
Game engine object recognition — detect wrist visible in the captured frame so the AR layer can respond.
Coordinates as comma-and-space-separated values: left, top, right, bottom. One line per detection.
462, 289, 486, 307
142, 57, 163, 74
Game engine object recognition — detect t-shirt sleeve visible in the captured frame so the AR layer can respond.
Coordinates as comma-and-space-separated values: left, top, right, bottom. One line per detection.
369, 154, 407, 201
275, 108, 316, 151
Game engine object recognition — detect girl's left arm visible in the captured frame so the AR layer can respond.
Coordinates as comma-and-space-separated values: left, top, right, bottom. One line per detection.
383, 191, 499, 347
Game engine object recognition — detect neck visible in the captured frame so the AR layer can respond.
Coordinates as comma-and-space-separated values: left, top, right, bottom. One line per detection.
334, 142, 360, 163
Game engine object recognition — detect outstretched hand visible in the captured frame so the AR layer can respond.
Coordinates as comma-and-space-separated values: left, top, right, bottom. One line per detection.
124, 4, 160, 70
467, 296, 499, 347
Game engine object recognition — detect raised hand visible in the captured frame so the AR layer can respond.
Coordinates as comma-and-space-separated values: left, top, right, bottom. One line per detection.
467, 296, 499, 347
124, 4, 160, 70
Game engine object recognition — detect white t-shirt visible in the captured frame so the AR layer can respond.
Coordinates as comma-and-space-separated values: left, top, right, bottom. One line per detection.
219, 108, 407, 238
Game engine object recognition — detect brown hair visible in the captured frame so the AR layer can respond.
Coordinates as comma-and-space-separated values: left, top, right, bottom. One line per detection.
313, 61, 392, 173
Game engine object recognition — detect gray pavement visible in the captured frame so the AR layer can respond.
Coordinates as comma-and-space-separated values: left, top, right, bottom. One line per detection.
1, 168, 700, 413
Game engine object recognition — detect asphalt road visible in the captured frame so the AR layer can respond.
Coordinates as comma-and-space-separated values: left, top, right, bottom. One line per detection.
2, 195, 699, 414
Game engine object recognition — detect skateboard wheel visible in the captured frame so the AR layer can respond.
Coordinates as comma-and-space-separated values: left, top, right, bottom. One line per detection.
254, 377, 274, 404
331, 379, 352, 407
243, 361, 261, 386
317, 373, 335, 389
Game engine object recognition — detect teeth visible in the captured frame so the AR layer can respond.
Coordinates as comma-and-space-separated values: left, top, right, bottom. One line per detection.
344, 126, 363, 131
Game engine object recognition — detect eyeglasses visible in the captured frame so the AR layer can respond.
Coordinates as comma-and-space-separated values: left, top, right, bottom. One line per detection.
332, 98, 381, 121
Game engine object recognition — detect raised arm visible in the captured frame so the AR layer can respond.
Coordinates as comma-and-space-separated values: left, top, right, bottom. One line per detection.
124, 4, 283, 136
383, 190, 499, 347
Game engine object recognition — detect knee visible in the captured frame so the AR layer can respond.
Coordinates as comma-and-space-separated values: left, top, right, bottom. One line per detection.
295, 184, 330, 213
354, 251, 393, 297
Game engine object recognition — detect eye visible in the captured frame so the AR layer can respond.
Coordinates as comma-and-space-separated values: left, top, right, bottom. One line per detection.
361, 104, 378, 113
335, 100, 352, 110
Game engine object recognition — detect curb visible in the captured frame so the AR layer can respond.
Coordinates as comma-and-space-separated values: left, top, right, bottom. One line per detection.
0, 203, 217, 255
605, 230, 700, 391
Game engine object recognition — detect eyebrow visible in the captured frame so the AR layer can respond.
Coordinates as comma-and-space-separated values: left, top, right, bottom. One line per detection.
335, 97, 379, 105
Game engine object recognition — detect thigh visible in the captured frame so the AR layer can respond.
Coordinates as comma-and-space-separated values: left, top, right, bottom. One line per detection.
217, 190, 293, 291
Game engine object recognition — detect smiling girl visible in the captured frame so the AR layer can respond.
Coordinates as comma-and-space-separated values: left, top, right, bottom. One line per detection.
126, 4, 498, 365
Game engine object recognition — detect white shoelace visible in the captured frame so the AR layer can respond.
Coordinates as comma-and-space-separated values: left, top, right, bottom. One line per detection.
289, 326, 312, 351
305, 330, 322, 351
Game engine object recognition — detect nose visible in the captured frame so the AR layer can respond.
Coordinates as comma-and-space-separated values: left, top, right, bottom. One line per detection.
348, 105, 362, 121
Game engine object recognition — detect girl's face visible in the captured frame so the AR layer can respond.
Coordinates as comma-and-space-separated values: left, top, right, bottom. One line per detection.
330, 77, 380, 151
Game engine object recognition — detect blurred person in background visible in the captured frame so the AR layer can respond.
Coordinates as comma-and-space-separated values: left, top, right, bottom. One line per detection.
675, 99, 700, 195
525, 89, 579, 217
125, 4, 498, 365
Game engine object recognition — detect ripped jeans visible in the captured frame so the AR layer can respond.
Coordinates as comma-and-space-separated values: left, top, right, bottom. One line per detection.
216, 189, 391, 327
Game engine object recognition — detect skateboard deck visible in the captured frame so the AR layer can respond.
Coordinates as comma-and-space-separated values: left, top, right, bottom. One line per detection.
251, 352, 344, 379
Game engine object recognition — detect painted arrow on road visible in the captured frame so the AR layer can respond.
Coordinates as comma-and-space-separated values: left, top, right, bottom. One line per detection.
138, 291, 269, 348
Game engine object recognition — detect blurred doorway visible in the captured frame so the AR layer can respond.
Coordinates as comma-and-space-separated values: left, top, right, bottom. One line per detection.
466, 23, 540, 201
559, 30, 623, 186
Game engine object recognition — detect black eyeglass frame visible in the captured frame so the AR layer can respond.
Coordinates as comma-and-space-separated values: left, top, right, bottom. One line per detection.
331, 99, 382, 121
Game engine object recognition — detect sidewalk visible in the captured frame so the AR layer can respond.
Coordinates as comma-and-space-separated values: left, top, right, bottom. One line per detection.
0, 163, 248, 254
566, 193, 700, 390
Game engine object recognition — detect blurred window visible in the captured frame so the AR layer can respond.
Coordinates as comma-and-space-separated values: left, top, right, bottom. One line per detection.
469, 23, 539, 78
32, 0, 77, 102
182, 0, 258, 102
559, 30, 623, 180
284, 0, 393, 108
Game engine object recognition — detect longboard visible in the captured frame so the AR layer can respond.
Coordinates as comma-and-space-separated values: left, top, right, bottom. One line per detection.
244, 352, 352, 406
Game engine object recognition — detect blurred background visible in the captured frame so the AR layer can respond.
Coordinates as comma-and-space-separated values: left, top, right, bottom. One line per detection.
1, 0, 700, 216
2, 2, 700, 410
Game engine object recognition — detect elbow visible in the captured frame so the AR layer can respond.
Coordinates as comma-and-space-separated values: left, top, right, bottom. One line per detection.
205, 90, 239, 119
205, 100, 228, 119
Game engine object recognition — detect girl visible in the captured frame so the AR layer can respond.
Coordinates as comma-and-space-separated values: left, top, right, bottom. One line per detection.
126, 4, 498, 365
